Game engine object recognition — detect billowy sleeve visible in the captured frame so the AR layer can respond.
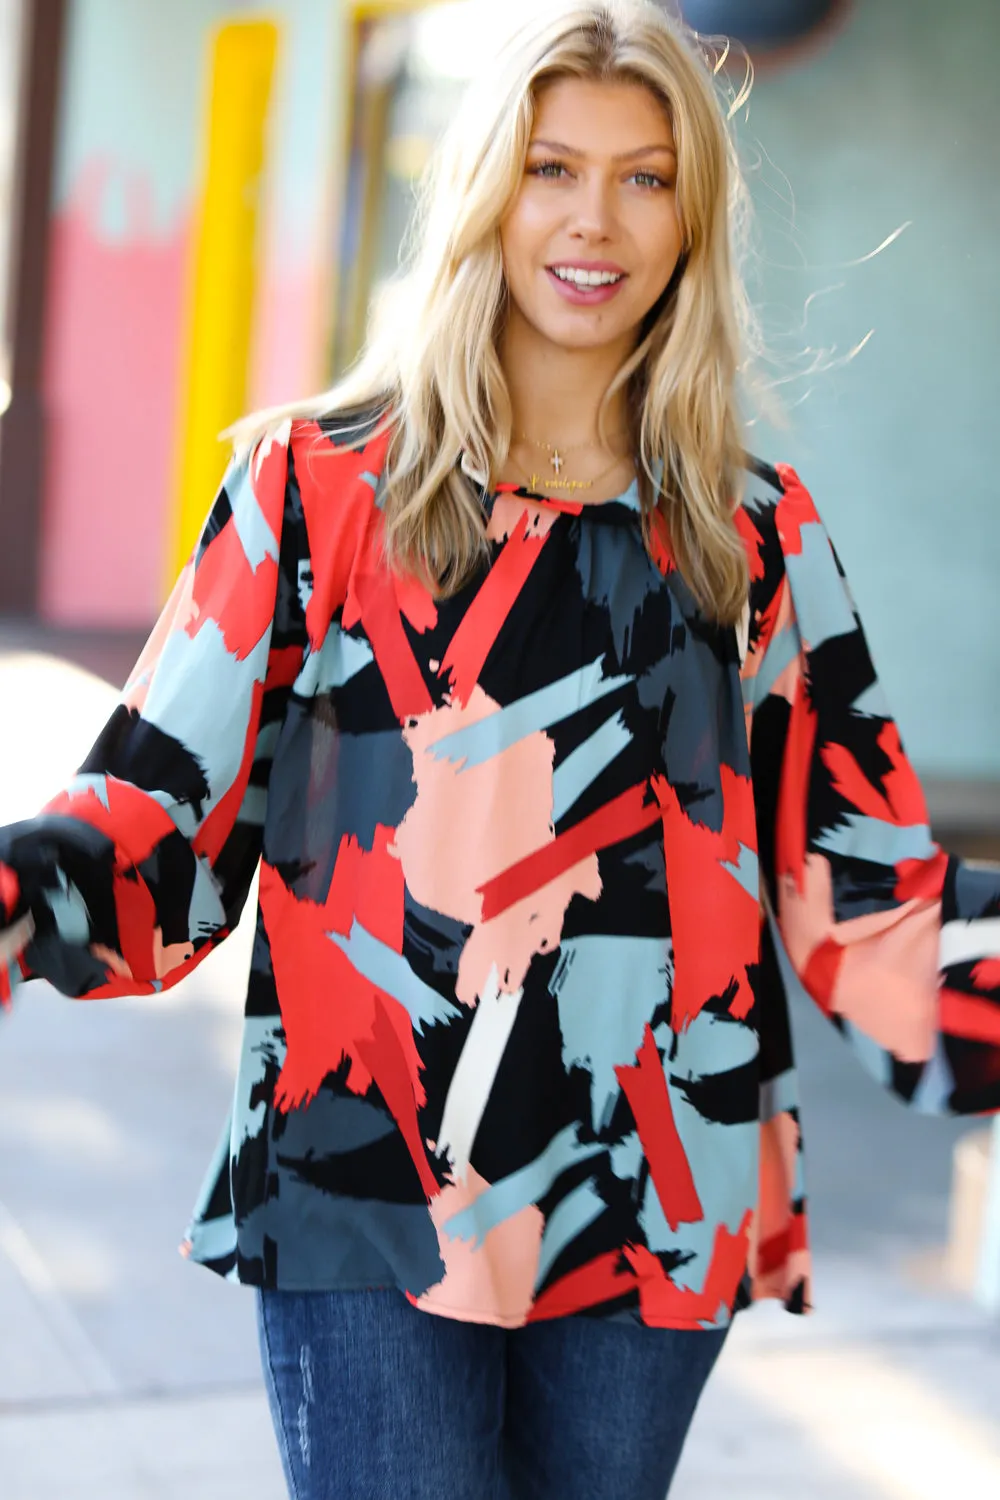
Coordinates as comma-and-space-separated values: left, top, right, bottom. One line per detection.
745, 465, 1000, 1115
0, 424, 306, 1005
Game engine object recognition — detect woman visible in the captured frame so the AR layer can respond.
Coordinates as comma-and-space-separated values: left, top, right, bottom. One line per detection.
2, 3, 998, 1496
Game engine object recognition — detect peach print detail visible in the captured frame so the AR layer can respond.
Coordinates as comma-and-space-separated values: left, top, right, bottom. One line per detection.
395, 686, 601, 1006
779, 853, 940, 1063
416, 1164, 544, 1327
747, 1112, 811, 1304
89, 930, 195, 982
90, 944, 133, 979
487, 495, 561, 544
751, 1242, 811, 1306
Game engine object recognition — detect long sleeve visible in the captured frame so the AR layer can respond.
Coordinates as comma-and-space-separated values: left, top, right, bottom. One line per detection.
745, 464, 1000, 1116
0, 423, 305, 1005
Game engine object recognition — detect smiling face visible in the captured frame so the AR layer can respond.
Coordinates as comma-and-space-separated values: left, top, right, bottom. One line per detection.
499, 75, 684, 358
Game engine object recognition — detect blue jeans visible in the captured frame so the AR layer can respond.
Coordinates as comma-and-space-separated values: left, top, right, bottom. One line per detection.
256, 1288, 726, 1500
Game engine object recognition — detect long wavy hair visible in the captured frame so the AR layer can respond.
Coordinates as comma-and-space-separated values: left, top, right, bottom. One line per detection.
232, 0, 758, 625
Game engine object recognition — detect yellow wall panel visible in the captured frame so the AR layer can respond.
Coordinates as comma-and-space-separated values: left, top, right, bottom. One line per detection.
169, 20, 279, 581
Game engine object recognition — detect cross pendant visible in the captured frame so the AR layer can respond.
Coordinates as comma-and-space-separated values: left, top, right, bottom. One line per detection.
551, 450, 564, 475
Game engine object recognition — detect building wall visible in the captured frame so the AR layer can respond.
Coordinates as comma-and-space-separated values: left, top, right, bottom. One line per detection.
746, 0, 1000, 774
38, 0, 344, 627
33, 0, 1000, 778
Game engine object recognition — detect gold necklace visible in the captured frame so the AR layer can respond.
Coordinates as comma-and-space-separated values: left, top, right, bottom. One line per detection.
516, 452, 630, 495
518, 429, 627, 479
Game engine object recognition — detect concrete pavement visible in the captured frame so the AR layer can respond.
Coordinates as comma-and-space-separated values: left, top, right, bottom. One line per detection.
0, 640, 998, 1498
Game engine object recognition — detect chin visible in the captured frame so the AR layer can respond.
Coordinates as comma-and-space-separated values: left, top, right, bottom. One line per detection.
536, 314, 634, 352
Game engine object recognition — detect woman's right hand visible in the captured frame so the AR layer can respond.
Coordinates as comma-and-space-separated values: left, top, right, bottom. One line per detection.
0, 913, 34, 967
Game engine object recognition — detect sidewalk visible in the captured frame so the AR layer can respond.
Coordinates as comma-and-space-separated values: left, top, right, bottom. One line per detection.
0, 642, 998, 1499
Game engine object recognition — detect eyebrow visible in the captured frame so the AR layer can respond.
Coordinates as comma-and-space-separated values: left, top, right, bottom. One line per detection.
529, 138, 677, 162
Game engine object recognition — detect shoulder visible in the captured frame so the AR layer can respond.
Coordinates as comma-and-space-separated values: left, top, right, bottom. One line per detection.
736, 458, 834, 664
738, 457, 825, 548
288, 403, 395, 473
736, 456, 829, 583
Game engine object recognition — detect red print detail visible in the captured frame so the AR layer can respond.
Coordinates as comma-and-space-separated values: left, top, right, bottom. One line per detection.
493, 482, 583, 515
86, 944, 218, 1002
260, 859, 438, 1199
330, 463, 438, 643
755, 1211, 809, 1276
440, 509, 549, 706
266, 644, 305, 690
188, 512, 278, 662
291, 421, 391, 650
734, 506, 766, 582
972, 958, 1000, 992
0, 862, 20, 922
393, 568, 439, 634
45, 780, 177, 867
822, 721, 930, 829
800, 937, 844, 1017
773, 465, 819, 557
748, 579, 786, 669
528, 1251, 638, 1322
44, 781, 188, 987
939, 988, 1000, 1048
112, 867, 157, 981
194, 681, 265, 866
624, 1210, 752, 1325
352, 566, 434, 719
477, 783, 660, 922
648, 509, 675, 577
616, 1024, 703, 1230
652, 765, 759, 1028
775, 669, 817, 894
253, 422, 292, 509
895, 851, 948, 905
354, 995, 439, 1199
326, 826, 405, 953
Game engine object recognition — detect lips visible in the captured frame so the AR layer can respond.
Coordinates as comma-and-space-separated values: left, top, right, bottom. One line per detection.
545, 264, 628, 306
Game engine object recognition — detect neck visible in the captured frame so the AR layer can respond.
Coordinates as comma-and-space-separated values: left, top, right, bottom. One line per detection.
499, 307, 633, 449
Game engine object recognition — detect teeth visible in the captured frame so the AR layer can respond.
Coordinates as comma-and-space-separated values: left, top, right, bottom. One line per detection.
552, 266, 624, 287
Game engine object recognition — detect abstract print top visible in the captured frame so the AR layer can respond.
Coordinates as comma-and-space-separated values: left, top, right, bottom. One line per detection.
1, 414, 999, 1332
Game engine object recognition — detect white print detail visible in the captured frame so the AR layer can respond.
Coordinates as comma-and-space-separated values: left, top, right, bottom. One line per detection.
940, 916, 1000, 970
436, 965, 524, 1181
736, 598, 750, 669
253, 416, 293, 480
551, 267, 624, 287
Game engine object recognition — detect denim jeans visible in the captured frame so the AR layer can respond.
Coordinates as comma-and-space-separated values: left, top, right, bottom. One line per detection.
256, 1288, 727, 1500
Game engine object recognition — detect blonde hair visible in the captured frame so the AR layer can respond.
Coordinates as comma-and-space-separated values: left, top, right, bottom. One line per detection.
232, 0, 758, 625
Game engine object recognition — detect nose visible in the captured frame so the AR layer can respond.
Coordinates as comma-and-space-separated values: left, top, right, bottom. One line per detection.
567, 171, 617, 243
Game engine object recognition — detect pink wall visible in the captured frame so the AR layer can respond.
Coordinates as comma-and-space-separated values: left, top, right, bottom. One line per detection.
36, 0, 344, 628
249, 256, 331, 414
39, 161, 190, 626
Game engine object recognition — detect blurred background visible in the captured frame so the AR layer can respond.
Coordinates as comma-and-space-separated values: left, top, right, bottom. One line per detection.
0, 2, 998, 1496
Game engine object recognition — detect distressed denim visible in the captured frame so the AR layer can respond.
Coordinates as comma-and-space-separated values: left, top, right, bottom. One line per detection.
256, 1287, 727, 1500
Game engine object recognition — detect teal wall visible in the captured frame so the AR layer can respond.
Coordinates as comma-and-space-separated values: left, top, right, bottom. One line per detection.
744, 0, 1000, 776
53, 0, 344, 242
